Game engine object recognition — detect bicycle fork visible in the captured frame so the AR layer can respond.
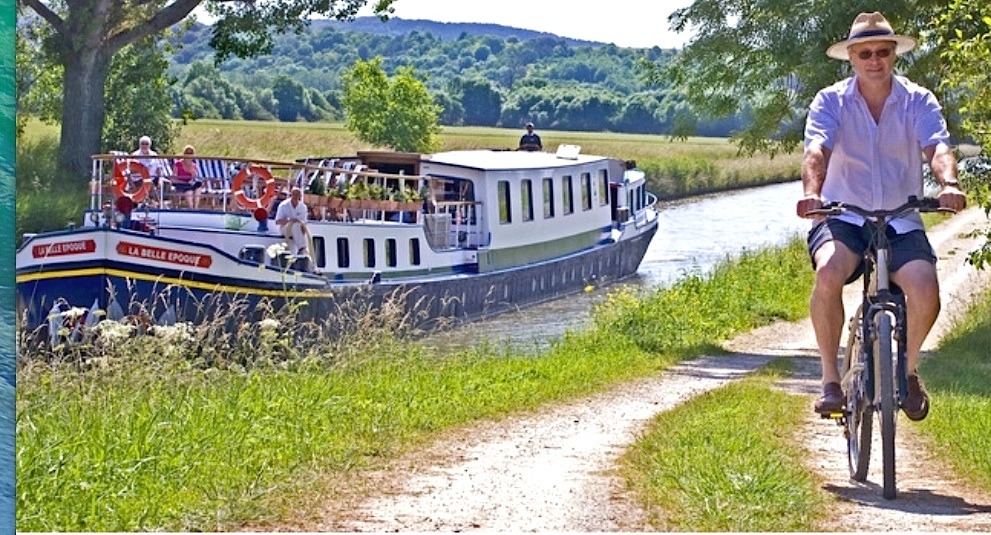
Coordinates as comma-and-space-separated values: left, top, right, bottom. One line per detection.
866, 304, 908, 405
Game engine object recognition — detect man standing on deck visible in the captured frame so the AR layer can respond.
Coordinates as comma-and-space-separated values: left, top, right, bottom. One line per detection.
519, 122, 542, 151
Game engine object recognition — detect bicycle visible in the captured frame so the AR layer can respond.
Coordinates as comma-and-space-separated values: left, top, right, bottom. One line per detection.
810, 196, 952, 500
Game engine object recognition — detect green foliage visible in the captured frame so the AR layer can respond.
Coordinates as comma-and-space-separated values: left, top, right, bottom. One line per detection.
652, 1, 950, 156
205, 0, 398, 62
168, 20, 694, 135
15, 10, 62, 135
447, 77, 502, 126
15, 135, 88, 241
916, 288, 991, 489
341, 57, 441, 152
19, 0, 397, 180
272, 75, 306, 121
937, 0, 991, 150
175, 61, 276, 121
590, 238, 811, 357
102, 36, 181, 153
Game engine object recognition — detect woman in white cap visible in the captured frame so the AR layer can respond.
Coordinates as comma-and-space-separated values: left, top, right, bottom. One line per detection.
796, 12, 966, 420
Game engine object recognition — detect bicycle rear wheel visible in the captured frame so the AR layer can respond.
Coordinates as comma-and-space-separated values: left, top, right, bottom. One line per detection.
843, 306, 871, 481
874, 312, 897, 499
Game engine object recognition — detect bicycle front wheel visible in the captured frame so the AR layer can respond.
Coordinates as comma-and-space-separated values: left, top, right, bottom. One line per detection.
874, 312, 897, 499
843, 305, 871, 481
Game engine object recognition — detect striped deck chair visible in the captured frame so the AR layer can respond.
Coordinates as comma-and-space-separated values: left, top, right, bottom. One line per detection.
197, 159, 231, 209
296, 158, 335, 192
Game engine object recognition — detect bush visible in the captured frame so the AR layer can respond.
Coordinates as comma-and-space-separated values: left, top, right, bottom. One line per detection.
16, 135, 88, 244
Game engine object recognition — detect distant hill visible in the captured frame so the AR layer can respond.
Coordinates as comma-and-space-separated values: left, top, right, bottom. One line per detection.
321, 16, 606, 48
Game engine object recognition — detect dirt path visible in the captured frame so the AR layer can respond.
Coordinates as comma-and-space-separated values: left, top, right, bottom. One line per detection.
305, 208, 991, 532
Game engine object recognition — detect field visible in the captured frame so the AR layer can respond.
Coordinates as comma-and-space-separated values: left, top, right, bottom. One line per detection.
22, 119, 804, 200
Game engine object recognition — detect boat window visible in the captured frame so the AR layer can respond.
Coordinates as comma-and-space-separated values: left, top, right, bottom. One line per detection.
542, 177, 554, 219
363, 238, 376, 267
311, 236, 326, 269
385, 238, 397, 267
498, 180, 512, 224
336, 237, 350, 268
598, 170, 609, 206
562, 175, 574, 215
521, 179, 534, 222
581, 172, 592, 211
409, 238, 421, 265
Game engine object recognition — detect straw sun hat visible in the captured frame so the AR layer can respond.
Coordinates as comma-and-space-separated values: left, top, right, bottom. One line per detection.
826, 12, 917, 61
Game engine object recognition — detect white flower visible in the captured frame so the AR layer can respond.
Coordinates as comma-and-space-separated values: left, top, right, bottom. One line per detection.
259, 318, 280, 333
95, 320, 134, 343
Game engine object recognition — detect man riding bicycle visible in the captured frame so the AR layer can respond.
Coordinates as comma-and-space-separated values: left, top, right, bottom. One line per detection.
795, 12, 967, 420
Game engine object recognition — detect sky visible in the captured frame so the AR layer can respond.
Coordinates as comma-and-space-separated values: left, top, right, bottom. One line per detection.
358, 0, 697, 49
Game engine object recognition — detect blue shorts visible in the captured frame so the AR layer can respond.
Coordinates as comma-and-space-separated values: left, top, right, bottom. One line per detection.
807, 218, 936, 283
173, 180, 202, 193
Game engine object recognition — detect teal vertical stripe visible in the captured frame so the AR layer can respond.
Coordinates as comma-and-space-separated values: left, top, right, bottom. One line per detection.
1, 0, 17, 531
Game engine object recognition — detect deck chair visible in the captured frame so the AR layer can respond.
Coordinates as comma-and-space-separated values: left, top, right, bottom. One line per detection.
297, 158, 338, 192
197, 159, 232, 210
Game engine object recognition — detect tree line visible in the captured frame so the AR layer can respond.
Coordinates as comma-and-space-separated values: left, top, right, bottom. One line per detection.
15, 0, 991, 181
166, 19, 741, 137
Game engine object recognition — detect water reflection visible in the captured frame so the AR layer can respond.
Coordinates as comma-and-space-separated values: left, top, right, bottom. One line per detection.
422, 181, 810, 352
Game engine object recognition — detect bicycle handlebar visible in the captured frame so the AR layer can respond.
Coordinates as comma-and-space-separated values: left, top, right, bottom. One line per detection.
807, 196, 955, 220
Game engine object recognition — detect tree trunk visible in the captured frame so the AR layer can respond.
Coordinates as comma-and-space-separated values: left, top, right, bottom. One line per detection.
58, 46, 113, 181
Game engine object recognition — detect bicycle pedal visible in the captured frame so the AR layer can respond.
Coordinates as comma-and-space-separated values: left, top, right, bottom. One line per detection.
820, 411, 845, 420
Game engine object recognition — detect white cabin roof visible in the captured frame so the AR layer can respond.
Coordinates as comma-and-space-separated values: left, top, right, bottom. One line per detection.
423, 149, 612, 173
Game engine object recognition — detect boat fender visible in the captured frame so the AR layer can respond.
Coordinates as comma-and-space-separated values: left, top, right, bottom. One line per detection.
112, 160, 153, 204
232, 165, 277, 211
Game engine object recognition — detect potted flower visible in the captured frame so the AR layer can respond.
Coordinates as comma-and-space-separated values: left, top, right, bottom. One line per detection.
382, 188, 401, 211
399, 185, 423, 212
304, 174, 326, 219
326, 187, 344, 209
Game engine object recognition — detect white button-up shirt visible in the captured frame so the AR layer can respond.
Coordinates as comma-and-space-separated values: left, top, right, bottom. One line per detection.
804, 74, 951, 233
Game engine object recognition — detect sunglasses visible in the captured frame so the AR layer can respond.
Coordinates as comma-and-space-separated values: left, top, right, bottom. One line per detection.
854, 47, 894, 60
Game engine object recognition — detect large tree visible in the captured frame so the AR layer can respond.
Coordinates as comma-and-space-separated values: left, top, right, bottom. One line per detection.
18, 0, 397, 180
937, 0, 991, 268
341, 56, 440, 153
643, 1, 947, 156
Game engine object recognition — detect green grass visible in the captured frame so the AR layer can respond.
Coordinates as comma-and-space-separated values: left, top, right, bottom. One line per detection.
16, 237, 814, 531
915, 287, 991, 490
589, 238, 812, 358
620, 362, 827, 532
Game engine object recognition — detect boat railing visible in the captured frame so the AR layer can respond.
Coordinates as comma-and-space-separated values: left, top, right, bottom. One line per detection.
423, 200, 485, 248
89, 153, 432, 227
635, 191, 659, 228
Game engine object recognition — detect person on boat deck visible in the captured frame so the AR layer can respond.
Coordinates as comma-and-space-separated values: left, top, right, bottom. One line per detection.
131, 135, 168, 183
275, 186, 309, 255
172, 145, 203, 209
518, 122, 542, 151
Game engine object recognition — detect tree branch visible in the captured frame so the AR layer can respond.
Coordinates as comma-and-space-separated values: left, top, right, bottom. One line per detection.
19, 0, 65, 34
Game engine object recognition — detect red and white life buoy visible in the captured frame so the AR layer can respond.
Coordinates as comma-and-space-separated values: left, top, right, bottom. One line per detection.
112, 160, 152, 203
231, 164, 277, 211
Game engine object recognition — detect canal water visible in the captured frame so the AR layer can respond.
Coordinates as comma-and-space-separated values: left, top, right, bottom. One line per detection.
423, 180, 810, 351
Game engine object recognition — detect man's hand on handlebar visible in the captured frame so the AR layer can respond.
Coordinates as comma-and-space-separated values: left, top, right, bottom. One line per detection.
938, 183, 966, 213
796, 194, 824, 219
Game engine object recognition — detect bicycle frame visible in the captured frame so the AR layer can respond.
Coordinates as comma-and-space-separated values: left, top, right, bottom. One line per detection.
812, 196, 947, 500
859, 225, 909, 410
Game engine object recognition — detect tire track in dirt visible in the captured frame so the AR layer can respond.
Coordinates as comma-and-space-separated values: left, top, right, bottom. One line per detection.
288, 208, 991, 532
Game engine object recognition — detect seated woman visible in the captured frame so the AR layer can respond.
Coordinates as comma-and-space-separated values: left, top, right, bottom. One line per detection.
172, 145, 203, 209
